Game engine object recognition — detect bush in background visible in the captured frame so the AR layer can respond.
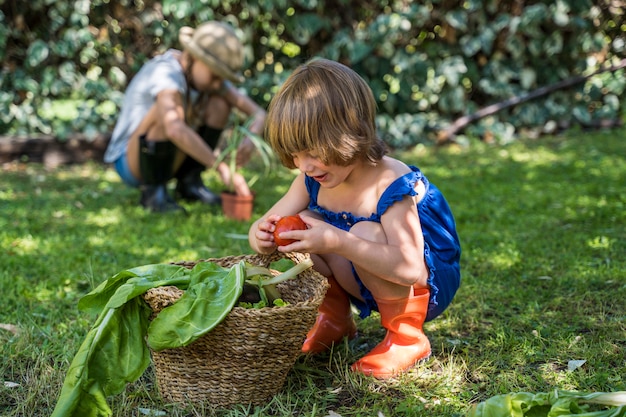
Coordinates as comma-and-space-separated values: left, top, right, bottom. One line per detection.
1, 0, 624, 147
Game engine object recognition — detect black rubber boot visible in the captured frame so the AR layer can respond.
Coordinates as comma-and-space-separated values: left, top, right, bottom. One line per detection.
139, 135, 186, 213
174, 126, 222, 205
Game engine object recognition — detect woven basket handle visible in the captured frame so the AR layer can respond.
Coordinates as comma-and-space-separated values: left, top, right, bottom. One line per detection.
283, 251, 311, 265
257, 251, 311, 268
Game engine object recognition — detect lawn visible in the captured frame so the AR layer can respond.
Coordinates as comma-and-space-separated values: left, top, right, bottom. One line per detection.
0, 128, 624, 416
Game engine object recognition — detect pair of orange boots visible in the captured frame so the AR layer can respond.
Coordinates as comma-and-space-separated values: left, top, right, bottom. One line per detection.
302, 276, 431, 379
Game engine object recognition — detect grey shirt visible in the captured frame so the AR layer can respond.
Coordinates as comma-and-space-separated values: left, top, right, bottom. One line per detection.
104, 50, 186, 163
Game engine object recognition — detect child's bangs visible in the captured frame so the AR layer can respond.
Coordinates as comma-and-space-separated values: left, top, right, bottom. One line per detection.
272, 115, 310, 154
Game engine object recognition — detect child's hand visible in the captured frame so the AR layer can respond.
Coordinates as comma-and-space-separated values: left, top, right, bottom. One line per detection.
253, 214, 281, 253
275, 214, 339, 254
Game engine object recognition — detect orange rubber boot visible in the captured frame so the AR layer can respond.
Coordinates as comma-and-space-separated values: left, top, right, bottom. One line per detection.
351, 288, 431, 379
302, 275, 358, 354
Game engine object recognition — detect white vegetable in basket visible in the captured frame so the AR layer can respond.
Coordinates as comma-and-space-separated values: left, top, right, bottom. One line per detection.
243, 258, 314, 307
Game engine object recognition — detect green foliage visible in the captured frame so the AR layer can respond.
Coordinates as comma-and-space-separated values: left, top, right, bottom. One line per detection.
215, 114, 276, 192
50, 285, 152, 417
51, 261, 245, 416
146, 262, 244, 351
468, 389, 626, 417
1, 0, 624, 145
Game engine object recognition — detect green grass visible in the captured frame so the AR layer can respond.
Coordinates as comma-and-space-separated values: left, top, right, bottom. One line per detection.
1, 128, 624, 416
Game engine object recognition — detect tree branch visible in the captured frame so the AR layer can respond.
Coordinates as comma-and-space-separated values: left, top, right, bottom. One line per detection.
437, 58, 626, 144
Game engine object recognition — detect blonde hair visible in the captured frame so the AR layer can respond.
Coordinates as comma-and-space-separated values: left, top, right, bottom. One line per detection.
265, 58, 386, 169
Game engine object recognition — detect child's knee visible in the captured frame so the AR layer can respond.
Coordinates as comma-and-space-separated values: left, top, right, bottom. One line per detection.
309, 253, 332, 277
349, 221, 386, 244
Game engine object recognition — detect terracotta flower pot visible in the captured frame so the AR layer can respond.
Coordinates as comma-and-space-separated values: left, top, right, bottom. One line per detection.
220, 191, 255, 221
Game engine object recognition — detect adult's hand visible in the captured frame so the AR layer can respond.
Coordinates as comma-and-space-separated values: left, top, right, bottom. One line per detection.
233, 171, 251, 196
217, 163, 251, 197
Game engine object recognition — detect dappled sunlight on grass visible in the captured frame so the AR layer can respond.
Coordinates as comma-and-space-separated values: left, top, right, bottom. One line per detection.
486, 243, 522, 270
507, 147, 560, 165
4, 235, 42, 256
83, 207, 129, 227
1, 130, 625, 416
26, 279, 79, 304
586, 235, 613, 250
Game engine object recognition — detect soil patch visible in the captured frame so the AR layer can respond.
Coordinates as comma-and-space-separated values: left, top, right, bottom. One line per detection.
0, 134, 111, 169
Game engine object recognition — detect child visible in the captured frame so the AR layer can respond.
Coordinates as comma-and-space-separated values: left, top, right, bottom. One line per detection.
248, 58, 461, 379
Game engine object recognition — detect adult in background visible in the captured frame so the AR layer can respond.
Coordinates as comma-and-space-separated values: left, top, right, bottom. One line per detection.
104, 21, 266, 213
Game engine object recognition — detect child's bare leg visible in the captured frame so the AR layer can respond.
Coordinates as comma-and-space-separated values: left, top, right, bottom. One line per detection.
347, 221, 432, 379
302, 253, 358, 354
348, 221, 428, 299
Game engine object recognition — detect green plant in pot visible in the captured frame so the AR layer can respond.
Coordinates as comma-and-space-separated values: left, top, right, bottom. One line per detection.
215, 113, 275, 221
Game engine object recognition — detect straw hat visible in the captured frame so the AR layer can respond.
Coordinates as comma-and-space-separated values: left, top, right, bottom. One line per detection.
179, 21, 245, 84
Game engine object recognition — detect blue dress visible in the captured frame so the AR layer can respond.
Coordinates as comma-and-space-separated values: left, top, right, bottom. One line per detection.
305, 165, 461, 322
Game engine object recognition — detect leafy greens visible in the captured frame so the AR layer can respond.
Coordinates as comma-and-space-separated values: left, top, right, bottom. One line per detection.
467, 389, 626, 417
51, 261, 245, 417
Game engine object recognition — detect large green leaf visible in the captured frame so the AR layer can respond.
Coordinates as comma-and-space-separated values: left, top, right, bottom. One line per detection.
53, 261, 247, 416
78, 264, 190, 314
467, 390, 626, 417
147, 261, 246, 350
51, 300, 152, 417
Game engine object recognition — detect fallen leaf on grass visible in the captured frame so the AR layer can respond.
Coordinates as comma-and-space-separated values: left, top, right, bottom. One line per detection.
0, 323, 20, 335
138, 407, 166, 416
4, 381, 20, 388
568, 359, 587, 371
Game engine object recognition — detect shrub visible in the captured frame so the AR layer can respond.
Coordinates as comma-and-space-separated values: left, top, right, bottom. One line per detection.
1, 0, 624, 146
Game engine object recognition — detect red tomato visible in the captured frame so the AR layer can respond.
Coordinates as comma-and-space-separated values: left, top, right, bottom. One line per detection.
273, 215, 307, 246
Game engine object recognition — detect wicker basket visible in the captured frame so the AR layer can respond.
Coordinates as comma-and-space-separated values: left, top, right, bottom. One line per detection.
142, 252, 328, 409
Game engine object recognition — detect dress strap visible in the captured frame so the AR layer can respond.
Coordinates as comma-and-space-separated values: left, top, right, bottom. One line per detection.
375, 165, 423, 216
